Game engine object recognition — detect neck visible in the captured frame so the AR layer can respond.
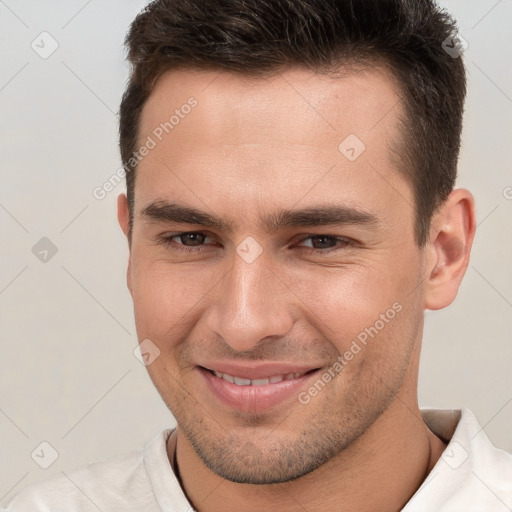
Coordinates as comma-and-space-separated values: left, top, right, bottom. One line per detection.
169, 397, 445, 512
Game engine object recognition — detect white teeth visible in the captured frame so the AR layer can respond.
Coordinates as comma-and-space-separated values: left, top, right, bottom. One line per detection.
234, 376, 251, 386
222, 373, 235, 384
251, 378, 270, 386
211, 370, 307, 386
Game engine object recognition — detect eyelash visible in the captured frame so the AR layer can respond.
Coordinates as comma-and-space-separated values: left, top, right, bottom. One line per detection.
155, 232, 354, 254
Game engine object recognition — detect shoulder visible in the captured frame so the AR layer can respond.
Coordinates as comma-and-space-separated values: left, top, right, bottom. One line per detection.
3, 431, 172, 512
466, 409, 512, 496
436, 408, 512, 480
407, 409, 512, 511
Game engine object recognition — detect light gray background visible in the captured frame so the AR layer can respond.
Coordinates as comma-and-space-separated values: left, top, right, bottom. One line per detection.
0, 0, 511, 505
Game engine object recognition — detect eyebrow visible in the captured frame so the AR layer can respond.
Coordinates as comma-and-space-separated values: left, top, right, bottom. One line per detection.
263, 206, 379, 232
140, 200, 379, 232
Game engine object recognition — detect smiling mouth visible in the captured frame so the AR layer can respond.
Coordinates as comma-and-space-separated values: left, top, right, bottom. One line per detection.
198, 365, 324, 412
202, 367, 319, 386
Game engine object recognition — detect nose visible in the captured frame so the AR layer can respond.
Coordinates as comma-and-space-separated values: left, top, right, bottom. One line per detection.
205, 249, 295, 352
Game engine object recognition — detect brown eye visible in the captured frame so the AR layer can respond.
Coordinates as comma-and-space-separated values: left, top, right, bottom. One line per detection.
309, 235, 338, 249
177, 232, 207, 246
296, 235, 353, 252
156, 231, 218, 252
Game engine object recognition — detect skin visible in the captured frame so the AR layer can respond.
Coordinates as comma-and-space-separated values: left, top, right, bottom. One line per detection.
117, 67, 476, 511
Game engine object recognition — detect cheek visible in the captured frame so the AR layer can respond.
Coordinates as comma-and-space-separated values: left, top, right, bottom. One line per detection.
281, 253, 421, 352
130, 257, 218, 341
286, 269, 389, 322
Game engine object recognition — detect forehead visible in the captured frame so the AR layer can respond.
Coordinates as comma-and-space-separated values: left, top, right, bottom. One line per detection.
140, 66, 403, 152
134, 66, 411, 227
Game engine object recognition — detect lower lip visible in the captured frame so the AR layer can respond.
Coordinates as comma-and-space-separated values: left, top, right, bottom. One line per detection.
199, 367, 319, 412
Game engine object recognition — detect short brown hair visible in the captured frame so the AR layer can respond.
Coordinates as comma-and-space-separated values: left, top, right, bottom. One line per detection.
120, 0, 466, 246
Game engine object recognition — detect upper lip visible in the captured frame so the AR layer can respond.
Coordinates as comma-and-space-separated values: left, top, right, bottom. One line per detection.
199, 362, 321, 380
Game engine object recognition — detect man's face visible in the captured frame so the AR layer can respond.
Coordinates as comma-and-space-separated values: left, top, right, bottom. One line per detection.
123, 67, 428, 483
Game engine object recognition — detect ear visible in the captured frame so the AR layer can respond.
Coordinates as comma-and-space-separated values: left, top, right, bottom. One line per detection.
423, 189, 476, 311
117, 193, 133, 295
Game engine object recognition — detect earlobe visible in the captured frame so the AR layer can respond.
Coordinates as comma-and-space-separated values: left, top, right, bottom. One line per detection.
424, 189, 476, 311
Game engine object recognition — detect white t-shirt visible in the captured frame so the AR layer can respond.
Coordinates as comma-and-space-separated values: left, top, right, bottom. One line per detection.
3, 409, 512, 511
